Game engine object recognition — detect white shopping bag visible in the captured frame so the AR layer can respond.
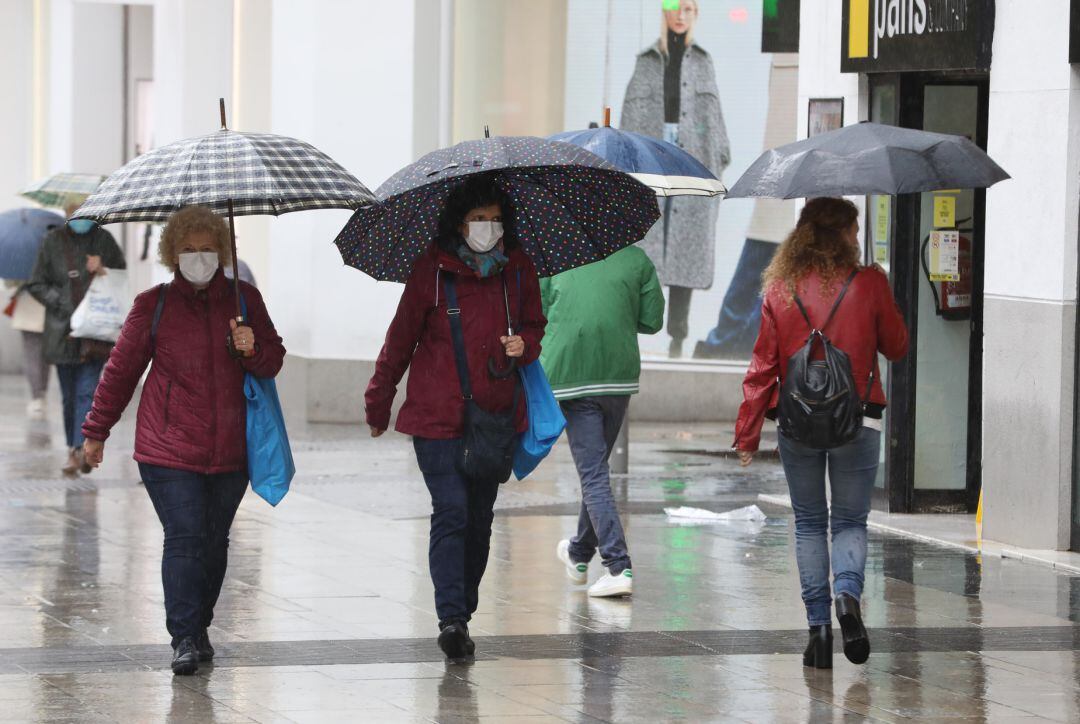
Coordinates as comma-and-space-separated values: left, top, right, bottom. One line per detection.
70, 270, 131, 342
11, 289, 46, 333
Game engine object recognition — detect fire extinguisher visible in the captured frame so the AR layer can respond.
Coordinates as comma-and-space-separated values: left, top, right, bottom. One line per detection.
920, 225, 973, 321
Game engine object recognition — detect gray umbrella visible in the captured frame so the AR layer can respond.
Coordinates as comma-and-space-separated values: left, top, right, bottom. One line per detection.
726, 122, 1009, 199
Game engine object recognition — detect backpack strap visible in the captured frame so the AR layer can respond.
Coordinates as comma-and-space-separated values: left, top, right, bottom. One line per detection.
150, 283, 169, 358
443, 275, 473, 401
793, 269, 859, 333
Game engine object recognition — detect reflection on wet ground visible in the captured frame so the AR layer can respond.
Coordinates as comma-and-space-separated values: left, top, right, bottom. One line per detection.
2, 376, 1080, 721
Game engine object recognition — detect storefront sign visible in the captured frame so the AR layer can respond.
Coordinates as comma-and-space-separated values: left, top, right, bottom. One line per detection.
808, 98, 844, 137
762, 0, 800, 53
933, 195, 956, 228
874, 195, 891, 264
928, 230, 960, 282
841, 0, 995, 73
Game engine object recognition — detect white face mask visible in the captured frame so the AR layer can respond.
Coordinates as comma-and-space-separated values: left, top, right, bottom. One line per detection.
464, 221, 503, 253
178, 252, 220, 285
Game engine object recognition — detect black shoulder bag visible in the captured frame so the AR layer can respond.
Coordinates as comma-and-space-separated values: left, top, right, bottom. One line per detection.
444, 274, 519, 485
776, 270, 872, 449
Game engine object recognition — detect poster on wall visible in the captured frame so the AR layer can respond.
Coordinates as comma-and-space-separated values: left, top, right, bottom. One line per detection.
808, 98, 843, 138
563, 0, 799, 361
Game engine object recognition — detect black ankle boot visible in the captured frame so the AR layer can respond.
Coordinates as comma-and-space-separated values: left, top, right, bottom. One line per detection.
803, 624, 833, 669
835, 593, 870, 664
195, 630, 215, 662
171, 636, 199, 675
437, 621, 470, 662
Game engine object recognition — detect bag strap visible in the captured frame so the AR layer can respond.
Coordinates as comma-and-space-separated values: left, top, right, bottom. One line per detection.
150, 283, 169, 358
793, 269, 860, 333
443, 275, 474, 401
62, 234, 85, 310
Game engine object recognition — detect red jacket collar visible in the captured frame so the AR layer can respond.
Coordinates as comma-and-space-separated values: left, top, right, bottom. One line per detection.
433, 244, 528, 277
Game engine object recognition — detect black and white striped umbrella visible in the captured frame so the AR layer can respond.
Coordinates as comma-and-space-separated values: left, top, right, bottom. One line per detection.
71, 128, 375, 224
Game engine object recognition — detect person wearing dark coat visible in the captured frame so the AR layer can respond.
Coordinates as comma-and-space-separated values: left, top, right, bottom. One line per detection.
26, 207, 125, 474
365, 176, 546, 662
81, 205, 285, 675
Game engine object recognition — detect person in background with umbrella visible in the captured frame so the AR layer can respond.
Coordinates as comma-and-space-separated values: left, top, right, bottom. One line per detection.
621, 0, 730, 357
542, 245, 664, 597
27, 206, 125, 475
733, 198, 908, 669
365, 175, 546, 662
1, 208, 64, 418
81, 205, 285, 675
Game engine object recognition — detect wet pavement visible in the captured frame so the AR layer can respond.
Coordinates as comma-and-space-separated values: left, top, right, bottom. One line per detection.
2, 374, 1080, 722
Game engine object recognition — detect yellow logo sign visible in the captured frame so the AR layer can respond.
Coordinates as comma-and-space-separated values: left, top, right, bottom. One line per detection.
849, 0, 869, 59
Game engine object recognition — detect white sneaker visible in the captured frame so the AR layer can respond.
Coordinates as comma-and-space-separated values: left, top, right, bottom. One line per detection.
588, 569, 633, 598
26, 398, 45, 419
556, 540, 588, 584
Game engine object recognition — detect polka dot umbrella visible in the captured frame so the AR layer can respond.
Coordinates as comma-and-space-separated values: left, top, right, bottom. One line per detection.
333, 135, 660, 282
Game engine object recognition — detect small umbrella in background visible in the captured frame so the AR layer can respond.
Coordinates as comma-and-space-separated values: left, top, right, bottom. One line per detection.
726, 121, 1009, 199
72, 99, 377, 318
334, 132, 660, 282
21, 173, 106, 210
0, 208, 64, 280
549, 108, 726, 197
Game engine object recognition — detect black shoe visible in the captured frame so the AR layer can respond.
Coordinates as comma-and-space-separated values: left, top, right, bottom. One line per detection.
802, 624, 833, 669
835, 594, 870, 664
462, 622, 476, 657
171, 636, 199, 675
195, 630, 215, 662
437, 621, 470, 663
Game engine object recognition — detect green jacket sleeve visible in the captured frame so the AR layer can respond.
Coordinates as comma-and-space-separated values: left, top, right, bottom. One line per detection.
538, 276, 555, 318
637, 254, 664, 335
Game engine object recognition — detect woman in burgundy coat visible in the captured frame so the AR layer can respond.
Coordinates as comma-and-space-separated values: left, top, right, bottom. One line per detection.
82, 206, 285, 675
366, 175, 546, 662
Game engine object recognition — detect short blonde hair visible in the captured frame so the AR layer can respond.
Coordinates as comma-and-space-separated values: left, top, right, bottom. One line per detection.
659, 0, 698, 56
159, 206, 231, 272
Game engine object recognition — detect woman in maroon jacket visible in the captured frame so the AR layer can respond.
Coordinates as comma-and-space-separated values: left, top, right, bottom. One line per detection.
81, 206, 285, 675
366, 175, 545, 661
734, 198, 908, 669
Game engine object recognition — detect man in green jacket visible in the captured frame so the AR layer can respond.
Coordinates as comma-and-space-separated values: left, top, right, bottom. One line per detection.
540, 245, 664, 597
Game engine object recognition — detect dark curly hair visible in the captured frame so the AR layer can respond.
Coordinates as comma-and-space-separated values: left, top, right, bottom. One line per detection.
436, 174, 516, 254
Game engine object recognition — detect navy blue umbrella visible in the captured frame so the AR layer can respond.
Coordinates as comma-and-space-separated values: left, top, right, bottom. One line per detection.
0, 208, 64, 280
549, 123, 725, 198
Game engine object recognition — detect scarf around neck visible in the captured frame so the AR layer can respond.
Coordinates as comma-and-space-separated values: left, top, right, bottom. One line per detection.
456, 245, 509, 279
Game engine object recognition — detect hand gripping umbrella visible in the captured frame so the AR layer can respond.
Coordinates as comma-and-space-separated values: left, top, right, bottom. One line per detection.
726, 121, 1009, 199
72, 99, 377, 320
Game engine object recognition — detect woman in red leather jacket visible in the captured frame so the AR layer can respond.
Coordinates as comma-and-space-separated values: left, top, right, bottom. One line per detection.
734, 197, 908, 669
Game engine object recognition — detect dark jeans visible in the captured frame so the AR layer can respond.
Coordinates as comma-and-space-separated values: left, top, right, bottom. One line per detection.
139, 463, 249, 647
561, 396, 632, 575
55, 360, 104, 448
414, 437, 501, 625
697, 238, 779, 358
778, 428, 880, 627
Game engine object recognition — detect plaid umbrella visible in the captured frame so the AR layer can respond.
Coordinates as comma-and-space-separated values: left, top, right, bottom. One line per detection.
21, 173, 106, 209
70, 100, 376, 318
72, 129, 375, 224
334, 135, 660, 282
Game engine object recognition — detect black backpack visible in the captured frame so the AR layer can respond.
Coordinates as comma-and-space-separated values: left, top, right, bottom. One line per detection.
776, 270, 872, 449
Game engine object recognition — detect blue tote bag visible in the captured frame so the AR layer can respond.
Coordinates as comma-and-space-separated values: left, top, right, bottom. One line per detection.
240, 295, 294, 505
513, 360, 566, 480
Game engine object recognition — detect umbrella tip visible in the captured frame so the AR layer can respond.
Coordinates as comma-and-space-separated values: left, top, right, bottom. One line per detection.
604, 107, 611, 127
484, 125, 490, 139
219, 98, 227, 130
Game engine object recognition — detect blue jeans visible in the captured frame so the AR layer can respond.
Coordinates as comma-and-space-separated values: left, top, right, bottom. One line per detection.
414, 437, 501, 625
778, 428, 880, 627
697, 239, 778, 358
139, 463, 249, 647
55, 360, 104, 448
561, 396, 632, 575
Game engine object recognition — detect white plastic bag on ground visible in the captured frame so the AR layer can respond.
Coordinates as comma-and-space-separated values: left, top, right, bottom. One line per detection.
70, 270, 131, 342
663, 504, 767, 522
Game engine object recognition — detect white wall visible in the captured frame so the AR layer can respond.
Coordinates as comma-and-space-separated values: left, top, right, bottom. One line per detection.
0, 0, 34, 211
267, 0, 421, 361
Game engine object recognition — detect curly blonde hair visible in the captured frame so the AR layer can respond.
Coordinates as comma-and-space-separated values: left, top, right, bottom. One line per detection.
159, 206, 231, 272
763, 197, 861, 301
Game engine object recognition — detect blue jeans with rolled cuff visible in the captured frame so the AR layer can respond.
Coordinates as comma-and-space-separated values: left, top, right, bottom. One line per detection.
561, 395, 632, 575
56, 360, 104, 448
778, 427, 880, 627
414, 436, 501, 625
139, 463, 249, 647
